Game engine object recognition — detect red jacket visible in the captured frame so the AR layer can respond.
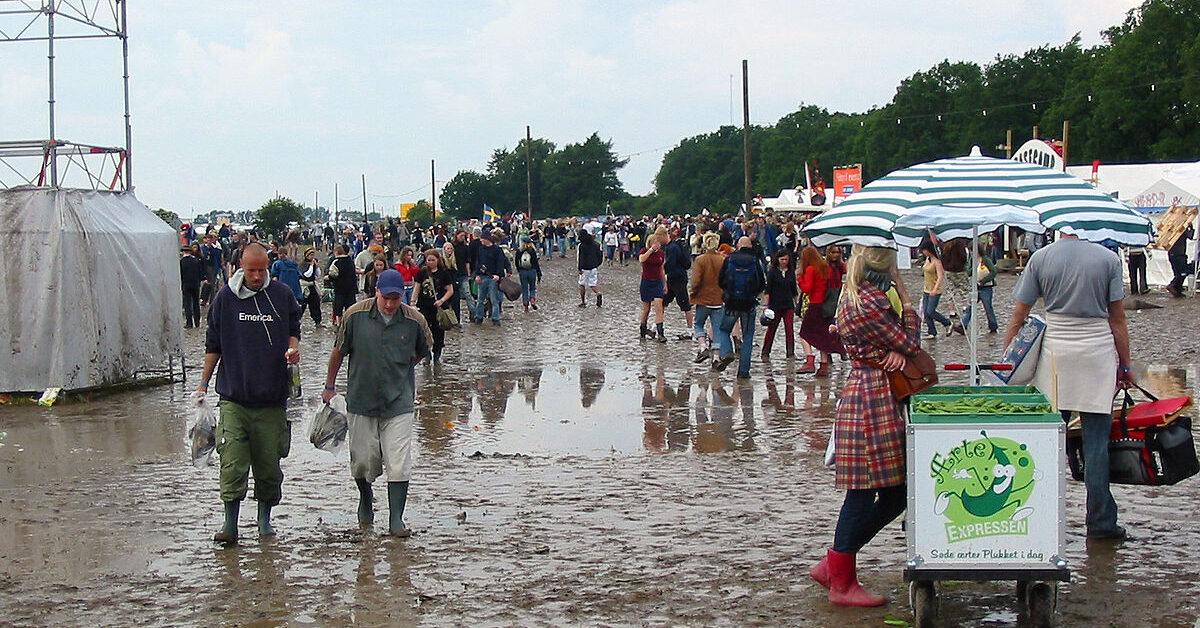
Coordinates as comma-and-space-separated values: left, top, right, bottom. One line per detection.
798, 265, 831, 303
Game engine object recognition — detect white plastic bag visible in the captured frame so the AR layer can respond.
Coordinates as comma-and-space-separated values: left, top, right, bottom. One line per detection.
188, 398, 218, 468
309, 394, 349, 454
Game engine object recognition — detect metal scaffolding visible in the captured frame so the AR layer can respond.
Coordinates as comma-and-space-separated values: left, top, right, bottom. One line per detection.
0, 0, 131, 191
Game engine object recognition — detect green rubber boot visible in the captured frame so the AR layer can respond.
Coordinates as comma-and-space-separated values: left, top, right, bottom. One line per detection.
214, 500, 240, 544
257, 501, 275, 537
387, 481, 411, 537
356, 478, 374, 526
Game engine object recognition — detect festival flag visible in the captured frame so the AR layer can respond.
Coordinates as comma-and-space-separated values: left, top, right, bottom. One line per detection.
483, 204, 501, 222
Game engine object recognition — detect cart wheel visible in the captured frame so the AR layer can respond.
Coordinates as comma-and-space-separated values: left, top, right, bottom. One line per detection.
1026, 581, 1057, 628
909, 580, 937, 628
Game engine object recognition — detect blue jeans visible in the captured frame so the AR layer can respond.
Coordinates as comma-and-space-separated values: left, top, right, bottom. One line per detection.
473, 276, 502, 322
558, 237, 568, 257
833, 485, 907, 553
1067, 410, 1120, 534
922, 292, 951, 335
519, 269, 538, 306
458, 276, 475, 313
694, 305, 732, 356
963, 285, 998, 332
716, 307, 756, 376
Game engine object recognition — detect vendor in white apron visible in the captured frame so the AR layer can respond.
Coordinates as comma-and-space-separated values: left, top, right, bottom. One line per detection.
1005, 234, 1133, 541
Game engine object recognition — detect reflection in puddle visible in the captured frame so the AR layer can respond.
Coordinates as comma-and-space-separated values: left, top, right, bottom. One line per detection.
415, 362, 841, 457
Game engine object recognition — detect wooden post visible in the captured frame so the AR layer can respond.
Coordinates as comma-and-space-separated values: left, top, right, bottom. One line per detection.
742, 60, 751, 217
525, 125, 533, 220
361, 174, 368, 221
1005, 129, 1013, 158
1061, 121, 1070, 171
1032, 125, 1039, 140
431, 159, 437, 222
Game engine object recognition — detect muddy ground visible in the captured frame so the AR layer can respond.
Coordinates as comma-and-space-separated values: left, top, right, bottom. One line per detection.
2, 254, 1199, 627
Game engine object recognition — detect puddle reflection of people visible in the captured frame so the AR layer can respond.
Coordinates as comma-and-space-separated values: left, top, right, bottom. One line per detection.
812, 245, 920, 608
579, 365, 605, 408
641, 367, 669, 452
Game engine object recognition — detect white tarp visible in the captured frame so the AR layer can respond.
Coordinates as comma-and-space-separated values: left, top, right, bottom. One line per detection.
0, 187, 181, 392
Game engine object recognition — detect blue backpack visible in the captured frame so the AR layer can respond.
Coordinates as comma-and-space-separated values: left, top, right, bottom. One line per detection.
722, 254, 762, 310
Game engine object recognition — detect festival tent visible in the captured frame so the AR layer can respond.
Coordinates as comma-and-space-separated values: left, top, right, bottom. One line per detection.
0, 187, 181, 393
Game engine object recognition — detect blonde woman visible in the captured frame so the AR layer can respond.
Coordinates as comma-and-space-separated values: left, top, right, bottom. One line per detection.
638, 233, 668, 342
811, 245, 920, 608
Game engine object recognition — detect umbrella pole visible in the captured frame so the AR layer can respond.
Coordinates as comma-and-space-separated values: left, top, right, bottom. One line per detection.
970, 227, 979, 385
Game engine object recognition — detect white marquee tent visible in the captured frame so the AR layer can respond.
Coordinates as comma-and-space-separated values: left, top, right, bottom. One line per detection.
0, 187, 181, 392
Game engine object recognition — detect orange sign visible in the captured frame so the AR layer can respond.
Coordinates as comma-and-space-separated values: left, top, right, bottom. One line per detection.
833, 166, 862, 200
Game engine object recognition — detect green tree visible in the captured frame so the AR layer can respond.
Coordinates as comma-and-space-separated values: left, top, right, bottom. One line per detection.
440, 170, 493, 220
486, 137, 556, 214
406, 200, 433, 226
543, 132, 629, 216
153, 208, 181, 230
255, 196, 304, 236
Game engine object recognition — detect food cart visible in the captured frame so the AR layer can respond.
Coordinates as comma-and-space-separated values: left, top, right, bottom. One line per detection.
905, 385, 1070, 628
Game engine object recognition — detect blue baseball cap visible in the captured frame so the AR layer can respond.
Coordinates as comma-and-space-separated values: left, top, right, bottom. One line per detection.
376, 269, 404, 296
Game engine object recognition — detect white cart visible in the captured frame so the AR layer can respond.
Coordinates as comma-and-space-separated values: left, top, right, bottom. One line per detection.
905, 386, 1070, 628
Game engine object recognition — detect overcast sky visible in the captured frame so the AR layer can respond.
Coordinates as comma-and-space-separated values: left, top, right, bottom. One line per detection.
1, 0, 1142, 218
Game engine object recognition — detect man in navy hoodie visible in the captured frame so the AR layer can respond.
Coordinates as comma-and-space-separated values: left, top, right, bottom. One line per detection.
198, 243, 301, 544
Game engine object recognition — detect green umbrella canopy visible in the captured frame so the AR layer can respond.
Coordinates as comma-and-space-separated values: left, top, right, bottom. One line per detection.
803, 146, 1152, 248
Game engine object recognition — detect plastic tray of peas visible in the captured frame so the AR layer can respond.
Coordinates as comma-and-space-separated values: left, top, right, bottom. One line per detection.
909, 386, 1058, 425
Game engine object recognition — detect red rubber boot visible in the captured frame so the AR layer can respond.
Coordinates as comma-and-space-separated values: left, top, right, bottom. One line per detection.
810, 553, 831, 589
826, 550, 886, 607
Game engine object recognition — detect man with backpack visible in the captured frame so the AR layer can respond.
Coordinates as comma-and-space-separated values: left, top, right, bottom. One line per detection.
716, 237, 765, 378
577, 229, 604, 307
662, 226, 694, 338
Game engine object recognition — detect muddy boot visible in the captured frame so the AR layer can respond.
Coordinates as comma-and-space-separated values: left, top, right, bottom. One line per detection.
798, 354, 816, 374
531, 298, 538, 311
387, 481, 411, 538
810, 553, 831, 590
815, 360, 831, 377
640, 323, 650, 340
595, 293, 602, 307
356, 478, 374, 526
655, 323, 667, 343
214, 500, 240, 544
257, 501, 275, 537
827, 550, 886, 607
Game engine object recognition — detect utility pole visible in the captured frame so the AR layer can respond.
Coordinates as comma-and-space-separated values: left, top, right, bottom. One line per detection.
525, 125, 533, 220
742, 60, 752, 217
1061, 121, 1070, 171
314, 191, 319, 223
334, 183, 338, 227
431, 159, 437, 222
361, 174, 368, 221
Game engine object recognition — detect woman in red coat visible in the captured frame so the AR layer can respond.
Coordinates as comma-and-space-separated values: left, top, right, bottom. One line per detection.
796, 246, 845, 376
810, 245, 921, 607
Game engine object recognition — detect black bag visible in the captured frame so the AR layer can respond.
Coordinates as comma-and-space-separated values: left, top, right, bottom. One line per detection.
1066, 386, 1199, 486
820, 281, 839, 320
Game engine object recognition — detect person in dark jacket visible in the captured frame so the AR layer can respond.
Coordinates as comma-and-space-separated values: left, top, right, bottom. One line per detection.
662, 226, 694, 335
180, 246, 204, 328
577, 229, 603, 307
328, 244, 359, 326
197, 243, 301, 544
472, 230, 512, 325
269, 248, 303, 304
760, 248, 798, 359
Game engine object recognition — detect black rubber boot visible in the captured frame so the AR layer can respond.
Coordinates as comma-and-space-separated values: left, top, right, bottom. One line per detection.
214, 500, 240, 544
257, 501, 275, 537
656, 323, 667, 343
387, 481, 411, 537
596, 293, 602, 307
356, 478, 374, 526
640, 323, 649, 339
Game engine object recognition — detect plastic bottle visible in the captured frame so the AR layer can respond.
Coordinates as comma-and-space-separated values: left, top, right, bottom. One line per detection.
288, 364, 302, 398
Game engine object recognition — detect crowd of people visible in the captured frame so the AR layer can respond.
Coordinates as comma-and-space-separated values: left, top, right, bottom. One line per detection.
183, 209, 1146, 610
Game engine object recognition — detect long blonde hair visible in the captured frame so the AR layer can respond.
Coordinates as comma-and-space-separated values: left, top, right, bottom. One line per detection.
844, 244, 897, 312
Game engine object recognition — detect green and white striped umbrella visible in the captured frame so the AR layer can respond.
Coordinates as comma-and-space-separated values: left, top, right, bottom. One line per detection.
803, 146, 1152, 248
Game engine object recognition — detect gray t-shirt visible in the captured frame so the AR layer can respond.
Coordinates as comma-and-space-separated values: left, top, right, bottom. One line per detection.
1013, 238, 1124, 318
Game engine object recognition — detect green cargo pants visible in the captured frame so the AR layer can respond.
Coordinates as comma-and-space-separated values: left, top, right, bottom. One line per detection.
216, 401, 290, 505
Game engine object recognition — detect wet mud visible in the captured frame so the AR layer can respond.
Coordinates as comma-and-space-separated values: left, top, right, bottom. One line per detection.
2, 258, 1199, 626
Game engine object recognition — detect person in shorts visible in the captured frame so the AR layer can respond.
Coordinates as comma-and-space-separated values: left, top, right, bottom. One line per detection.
662, 226, 694, 338
577, 229, 603, 307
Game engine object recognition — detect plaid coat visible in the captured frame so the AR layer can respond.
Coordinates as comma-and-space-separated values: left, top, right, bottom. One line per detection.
833, 281, 921, 490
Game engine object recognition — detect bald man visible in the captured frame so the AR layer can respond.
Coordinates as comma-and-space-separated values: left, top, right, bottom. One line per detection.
198, 242, 302, 545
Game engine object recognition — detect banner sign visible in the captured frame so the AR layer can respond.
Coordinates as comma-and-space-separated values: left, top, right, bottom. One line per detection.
833, 166, 862, 201
908, 423, 1063, 569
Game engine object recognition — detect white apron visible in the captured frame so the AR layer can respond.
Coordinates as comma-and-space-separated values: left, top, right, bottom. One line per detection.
1032, 312, 1118, 415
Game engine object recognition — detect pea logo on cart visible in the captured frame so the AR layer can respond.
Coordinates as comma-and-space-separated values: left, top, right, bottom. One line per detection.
930, 430, 1037, 542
